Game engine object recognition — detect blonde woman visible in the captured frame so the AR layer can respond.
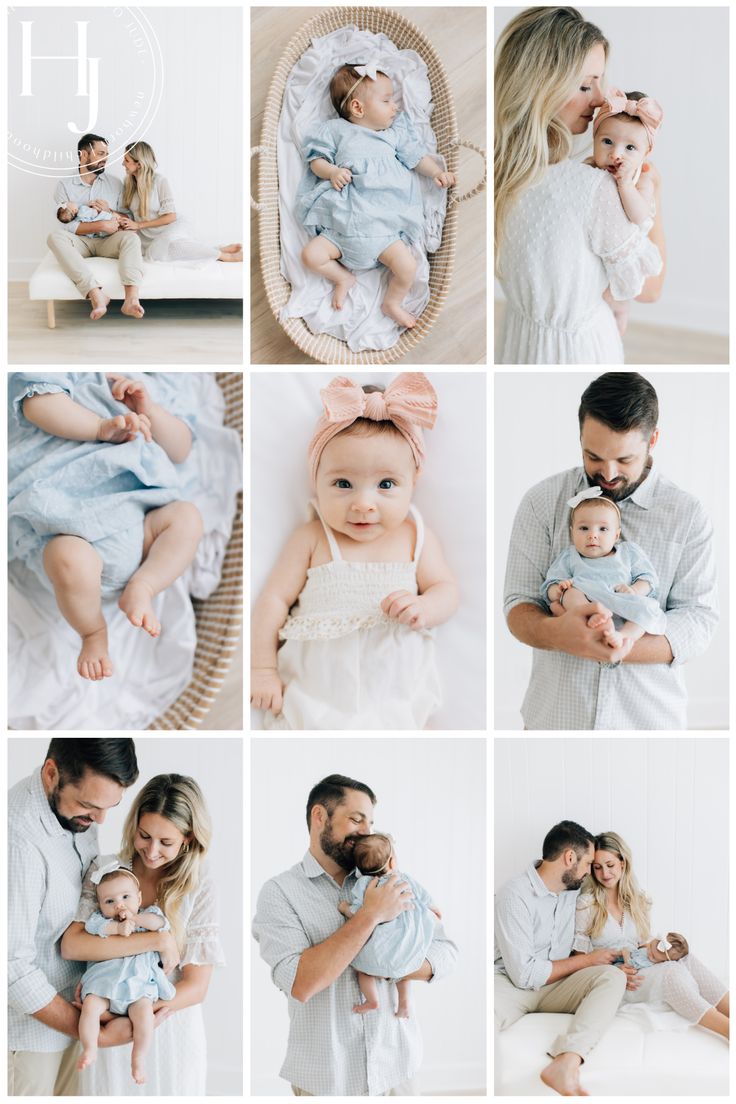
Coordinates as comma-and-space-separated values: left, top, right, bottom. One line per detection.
494, 7, 665, 364
574, 832, 728, 1040
61, 774, 224, 1094
118, 142, 243, 263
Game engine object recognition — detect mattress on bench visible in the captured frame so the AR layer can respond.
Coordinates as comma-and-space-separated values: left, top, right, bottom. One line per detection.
495, 1011, 728, 1096
28, 252, 243, 300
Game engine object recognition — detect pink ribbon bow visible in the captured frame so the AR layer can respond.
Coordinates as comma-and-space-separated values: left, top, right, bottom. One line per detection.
593, 87, 664, 151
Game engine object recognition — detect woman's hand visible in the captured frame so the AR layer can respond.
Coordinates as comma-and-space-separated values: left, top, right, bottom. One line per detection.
116, 216, 142, 231
616, 963, 643, 991
107, 374, 153, 418
96, 412, 153, 444
250, 667, 284, 714
381, 590, 427, 630
329, 165, 352, 191
640, 159, 661, 193
434, 171, 456, 188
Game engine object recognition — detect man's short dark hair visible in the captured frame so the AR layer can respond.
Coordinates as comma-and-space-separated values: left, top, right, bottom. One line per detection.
45, 738, 139, 788
542, 820, 595, 861
77, 133, 108, 156
306, 773, 377, 829
578, 372, 659, 437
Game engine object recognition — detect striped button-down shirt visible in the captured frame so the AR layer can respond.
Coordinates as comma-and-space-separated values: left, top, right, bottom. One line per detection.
494, 862, 579, 991
253, 850, 458, 1096
503, 464, 718, 729
8, 769, 99, 1052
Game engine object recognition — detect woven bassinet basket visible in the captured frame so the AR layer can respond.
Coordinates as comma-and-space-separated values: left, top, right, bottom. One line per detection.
150, 372, 243, 729
251, 6, 486, 364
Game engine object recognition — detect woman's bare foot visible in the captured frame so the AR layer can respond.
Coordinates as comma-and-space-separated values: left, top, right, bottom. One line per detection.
78, 627, 114, 680
217, 248, 243, 262
88, 288, 110, 321
381, 298, 416, 328
219, 242, 242, 253
352, 997, 379, 1014
77, 1049, 97, 1072
121, 299, 145, 318
118, 578, 161, 637
332, 273, 356, 310
540, 1053, 588, 1096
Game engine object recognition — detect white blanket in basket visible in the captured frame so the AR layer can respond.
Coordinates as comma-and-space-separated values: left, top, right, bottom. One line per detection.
8, 374, 242, 731
277, 26, 448, 352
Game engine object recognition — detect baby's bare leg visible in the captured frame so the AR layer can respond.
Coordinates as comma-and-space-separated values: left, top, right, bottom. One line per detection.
555, 584, 612, 630
602, 619, 646, 649
118, 501, 203, 636
378, 240, 418, 329
77, 994, 109, 1070
395, 978, 412, 1019
301, 236, 356, 310
43, 536, 113, 680
353, 971, 380, 1014
128, 998, 155, 1085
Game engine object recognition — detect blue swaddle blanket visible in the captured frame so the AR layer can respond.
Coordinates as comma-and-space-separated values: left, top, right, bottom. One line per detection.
542, 540, 668, 635
80, 905, 176, 1014
348, 871, 436, 980
613, 946, 654, 971
8, 373, 197, 595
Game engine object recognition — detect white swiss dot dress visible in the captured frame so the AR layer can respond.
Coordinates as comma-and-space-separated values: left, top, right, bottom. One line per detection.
497, 159, 663, 364
263, 504, 441, 730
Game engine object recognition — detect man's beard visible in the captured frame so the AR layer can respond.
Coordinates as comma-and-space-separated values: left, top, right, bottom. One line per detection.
47, 787, 93, 833
320, 820, 358, 871
586, 454, 652, 502
562, 868, 585, 891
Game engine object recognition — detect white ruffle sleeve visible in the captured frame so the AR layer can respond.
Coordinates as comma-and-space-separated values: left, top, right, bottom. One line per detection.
181, 871, 226, 967
588, 172, 663, 301
573, 894, 594, 953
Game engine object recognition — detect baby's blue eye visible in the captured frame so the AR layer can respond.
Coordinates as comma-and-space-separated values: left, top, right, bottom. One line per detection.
378, 479, 395, 489
335, 479, 351, 489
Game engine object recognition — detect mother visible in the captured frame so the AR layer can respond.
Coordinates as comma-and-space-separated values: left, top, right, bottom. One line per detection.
61, 774, 224, 1095
494, 7, 665, 364
575, 832, 728, 1040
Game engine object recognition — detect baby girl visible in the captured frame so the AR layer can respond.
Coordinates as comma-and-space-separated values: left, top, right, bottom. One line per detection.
57, 201, 115, 227
615, 932, 689, 970
585, 88, 664, 337
297, 64, 456, 329
10, 373, 203, 680
337, 833, 440, 1018
543, 487, 667, 649
251, 373, 458, 729
77, 862, 174, 1084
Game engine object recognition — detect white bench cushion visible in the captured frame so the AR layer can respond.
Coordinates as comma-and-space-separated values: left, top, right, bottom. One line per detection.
28, 252, 242, 300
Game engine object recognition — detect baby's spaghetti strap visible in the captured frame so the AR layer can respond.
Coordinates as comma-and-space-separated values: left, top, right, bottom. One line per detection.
410, 504, 425, 564
310, 498, 342, 562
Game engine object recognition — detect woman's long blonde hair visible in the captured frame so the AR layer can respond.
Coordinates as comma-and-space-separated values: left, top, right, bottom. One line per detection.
120, 774, 211, 950
122, 140, 158, 220
582, 831, 652, 942
494, 7, 608, 272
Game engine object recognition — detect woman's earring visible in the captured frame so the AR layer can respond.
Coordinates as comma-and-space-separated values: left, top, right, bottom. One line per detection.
181, 843, 190, 854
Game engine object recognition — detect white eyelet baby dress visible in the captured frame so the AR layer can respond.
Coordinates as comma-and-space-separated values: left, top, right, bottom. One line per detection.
263, 503, 441, 730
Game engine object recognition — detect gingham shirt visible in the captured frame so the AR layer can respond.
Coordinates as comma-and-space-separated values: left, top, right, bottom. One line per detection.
494, 862, 579, 991
8, 769, 99, 1051
253, 850, 458, 1096
503, 464, 718, 729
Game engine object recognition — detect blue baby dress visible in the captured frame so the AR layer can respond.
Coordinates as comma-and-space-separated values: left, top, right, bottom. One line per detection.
347, 872, 437, 980
80, 906, 176, 1014
614, 946, 655, 971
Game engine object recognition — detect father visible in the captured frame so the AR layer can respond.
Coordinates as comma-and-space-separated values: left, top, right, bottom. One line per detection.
47, 133, 145, 321
495, 820, 636, 1096
7, 738, 174, 1096
253, 774, 458, 1096
503, 372, 718, 728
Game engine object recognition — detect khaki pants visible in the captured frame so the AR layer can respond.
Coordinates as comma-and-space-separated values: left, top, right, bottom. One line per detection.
8, 1043, 79, 1096
292, 1078, 416, 1096
46, 229, 144, 297
495, 965, 626, 1060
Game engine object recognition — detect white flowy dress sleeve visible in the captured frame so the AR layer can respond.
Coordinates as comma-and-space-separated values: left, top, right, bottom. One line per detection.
587, 172, 663, 301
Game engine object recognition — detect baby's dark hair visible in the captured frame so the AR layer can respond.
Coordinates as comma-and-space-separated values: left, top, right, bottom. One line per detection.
334, 384, 408, 451
330, 65, 387, 121
353, 832, 393, 876
95, 867, 140, 895
663, 931, 689, 961
569, 495, 622, 530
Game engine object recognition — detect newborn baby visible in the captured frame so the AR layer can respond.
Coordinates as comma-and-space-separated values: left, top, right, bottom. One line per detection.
615, 932, 689, 970
56, 201, 115, 228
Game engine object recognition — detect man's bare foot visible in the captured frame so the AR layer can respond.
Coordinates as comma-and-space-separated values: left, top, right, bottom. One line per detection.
352, 998, 379, 1014
121, 299, 145, 318
118, 578, 161, 637
78, 627, 114, 680
332, 273, 356, 310
88, 289, 110, 321
77, 1049, 97, 1071
540, 1053, 588, 1096
603, 626, 624, 648
587, 608, 612, 630
381, 298, 416, 328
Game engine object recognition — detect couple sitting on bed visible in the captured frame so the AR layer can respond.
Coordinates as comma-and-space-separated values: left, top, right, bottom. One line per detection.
48, 133, 242, 322
495, 821, 729, 1097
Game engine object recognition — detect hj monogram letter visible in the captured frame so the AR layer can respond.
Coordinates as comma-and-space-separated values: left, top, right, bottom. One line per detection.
20, 21, 100, 134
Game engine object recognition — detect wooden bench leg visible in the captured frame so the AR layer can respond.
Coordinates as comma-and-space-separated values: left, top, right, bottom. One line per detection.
46, 300, 56, 329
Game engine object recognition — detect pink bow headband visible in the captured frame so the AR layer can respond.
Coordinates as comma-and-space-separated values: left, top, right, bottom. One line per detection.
308, 373, 438, 487
593, 88, 664, 152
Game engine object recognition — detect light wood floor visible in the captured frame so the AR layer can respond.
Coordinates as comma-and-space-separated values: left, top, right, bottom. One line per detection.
251, 6, 487, 364
197, 631, 244, 731
494, 300, 729, 364
8, 283, 243, 365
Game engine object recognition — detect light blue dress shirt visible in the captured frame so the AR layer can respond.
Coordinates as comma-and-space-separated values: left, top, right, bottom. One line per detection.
52, 171, 124, 237
494, 861, 579, 991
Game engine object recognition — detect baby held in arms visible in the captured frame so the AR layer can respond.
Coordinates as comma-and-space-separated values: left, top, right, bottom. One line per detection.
614, 931, 689, 971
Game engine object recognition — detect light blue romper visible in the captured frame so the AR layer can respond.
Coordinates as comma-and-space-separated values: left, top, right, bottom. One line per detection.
348, 872, 436, 980
542, 540, 668, 635
80, 906, 176, 1014
296, 113, 427, 270
614, 946, 654, 971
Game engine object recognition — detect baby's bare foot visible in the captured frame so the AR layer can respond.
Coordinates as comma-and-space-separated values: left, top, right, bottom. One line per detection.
332, 273, 356, 310
395, 1004, 410, 1019
118, 578, 161, 637
352, 998, 379, 1014
78, 627, 114, 681
603, 626, 624, 649
132, 1061, 146, 1085
381, 298, 416, 328
587, 608, 612, 630
77, 1049, 97, 1071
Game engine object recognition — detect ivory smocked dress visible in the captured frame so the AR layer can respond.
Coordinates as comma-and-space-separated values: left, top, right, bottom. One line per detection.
263, 504, 441, 730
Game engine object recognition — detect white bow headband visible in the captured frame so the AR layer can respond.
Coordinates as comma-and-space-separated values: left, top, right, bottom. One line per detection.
567, 485, 622, 523
657, 935, 673, 958
339, 62, 382, 112
90, 859, 138, 887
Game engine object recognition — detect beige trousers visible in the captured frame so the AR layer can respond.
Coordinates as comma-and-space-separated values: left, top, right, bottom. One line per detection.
292, 1078, 416, 1096
495, 965, 627, 1060
46, 229, 144, 297
8, 1043, 79, 1096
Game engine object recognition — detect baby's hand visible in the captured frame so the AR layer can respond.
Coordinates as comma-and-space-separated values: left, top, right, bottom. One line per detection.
329, 166, 353, 191
107, 374, 153, 417
381, 590, 426, 630
97, 412, 153, 444
251, 667, 284, 715
116, 916, 136, 937
65, 202, 79, 216
558, 579, 573, 592
434, 171, 456, 188
614, 583, 635, 594
612, 160, 637, 187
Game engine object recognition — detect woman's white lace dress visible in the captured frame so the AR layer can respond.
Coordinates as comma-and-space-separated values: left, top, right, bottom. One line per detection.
574, 895, 726, 1030
75, 854, 225, 1096
263, 503, 441, 730
497, 160, 663, 364
130, 174, 220, 263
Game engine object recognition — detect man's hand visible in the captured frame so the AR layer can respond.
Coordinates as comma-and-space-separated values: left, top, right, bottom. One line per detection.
90, 199, 111, 213
98, 1015, 133, 1048
97, 412, 153, 444
107, 374, 153, 418
362, 872, 414, 924
381, 590, 427, 630
584, 948, 620, 967
616, 963, 643, 991
614, 583, 635, 594
250, 667, 284, 714
98, 217, 122, 235
547, 603, 634, 664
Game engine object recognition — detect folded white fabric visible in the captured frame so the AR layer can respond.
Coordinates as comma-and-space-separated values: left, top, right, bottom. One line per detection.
277, 26, 448, 352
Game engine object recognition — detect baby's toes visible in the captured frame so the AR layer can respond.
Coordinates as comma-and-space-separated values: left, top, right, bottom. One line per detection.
101, 656, 114, 678
78, 659, 90, 680
142, 612, 161, 638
